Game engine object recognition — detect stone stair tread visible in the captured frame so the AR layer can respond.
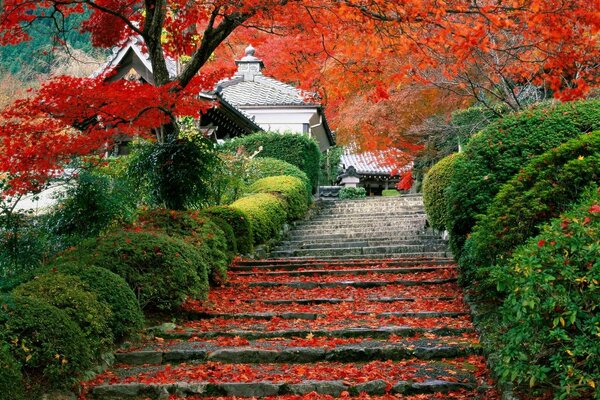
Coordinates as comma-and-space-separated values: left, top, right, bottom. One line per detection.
241, 296, 458, 305
232, 257, 453, 267
259, 252, 451, 260
246, 278, 457, 289
233, 266, 455, 276
185, 311, 468, 321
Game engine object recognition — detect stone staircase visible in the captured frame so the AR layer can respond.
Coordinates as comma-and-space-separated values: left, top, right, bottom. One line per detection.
271, 195, 450, 259
82, 195, 496, 399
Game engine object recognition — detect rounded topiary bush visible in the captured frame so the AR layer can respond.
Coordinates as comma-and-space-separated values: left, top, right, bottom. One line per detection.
0, 294, 94, 385
423, 152, 462, 231
250, 175, 310, 221
49, 263, 143, 341
382, 189, 400, 197
246, 157, 312, 201
462, 132, 600, 287
445, 100, 600, 257
133, 209, 229, 284
60, 230, 208, 310
13, 272, 113, 351
200, 206, 253, 255
231, 193, 287, 244
491, 187, 600, 399
339, 187, 366, 200
0, 340, 24, 400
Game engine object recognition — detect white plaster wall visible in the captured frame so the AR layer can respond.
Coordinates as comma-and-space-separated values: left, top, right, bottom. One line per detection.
239, 107, 315, 134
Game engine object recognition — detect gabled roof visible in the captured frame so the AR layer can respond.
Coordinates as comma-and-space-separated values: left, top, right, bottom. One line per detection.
341, 150, 411, 176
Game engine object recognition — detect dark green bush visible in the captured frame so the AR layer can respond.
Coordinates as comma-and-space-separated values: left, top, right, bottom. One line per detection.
128, 136, 221, 210
0, 294, 94, 385
445, 100, 600, 256
339, 187, 367, 200
49, 263, 143, 341
200, 206, 254, 254
133, 209, 230, 285
246, 157, 312, 201
462, 133, 600, 287
0, 340, 24, 400
60, 230, 208, 310
230, 193, 287, 244
320, 146, 344, 186
491, 187, 600, 399
422, 153, 462, 231
250, 176, 310, 221
13, 272, 113, 351
223, 132, 321, 192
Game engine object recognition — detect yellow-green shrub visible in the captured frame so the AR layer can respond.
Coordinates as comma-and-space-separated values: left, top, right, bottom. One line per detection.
423, 153, 462, 231
250, 176, 309, 221
231, 193, 287, 245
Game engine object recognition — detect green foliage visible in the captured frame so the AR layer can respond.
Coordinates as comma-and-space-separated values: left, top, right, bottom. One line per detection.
250, 176, 310, 221
320, 146, 344, 186
0, 294, 94, 385
422, 153, 462, 231
246, 157, 312, 201
492, 188, 600, 399
13, 272, 113, 351
47, 166, 139, 244
49, 263, 143, 341
462, 133, 600, 287
223, 132, 321, 192
128, 136, 221, 210
200, 206, 254, 254
133, 209, 230, 284
339, 187, 367, 200
445, 100, 600, 257
382, 189, 401, 197
61, 230, 208, 310
0, 340, 24, 400
231, 193, 287, 245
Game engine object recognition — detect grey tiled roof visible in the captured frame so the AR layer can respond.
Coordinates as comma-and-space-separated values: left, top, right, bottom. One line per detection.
217, 75, 314, 107
341, 151, 411, 176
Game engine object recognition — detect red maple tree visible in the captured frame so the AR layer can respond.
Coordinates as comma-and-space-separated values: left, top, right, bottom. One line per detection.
0, 0, 598, 195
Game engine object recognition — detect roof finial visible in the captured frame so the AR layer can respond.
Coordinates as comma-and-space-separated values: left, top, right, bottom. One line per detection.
245, 44, 256, 57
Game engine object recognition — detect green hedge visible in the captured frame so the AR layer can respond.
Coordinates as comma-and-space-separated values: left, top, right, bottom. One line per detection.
0, 294, 94, 385
134, 209, 230, 284
250, 176, 309, 221
0, 340, 24, 400
339, 187, 366, 199
50, 263, 143, 341
382, 189, 400, 197
246, 157, 311, 200
223, 132, 321, 192
491, 187, 600, 399
200, 206, 253, 255
445, 100, 600, 257
423, 153, 462, 231
230, 193, 287, 245
61, 230, 208, 310
462, 133, 600, 287
13, 273, 113, 352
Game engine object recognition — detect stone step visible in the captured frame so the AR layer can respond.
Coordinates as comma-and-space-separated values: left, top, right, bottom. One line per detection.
232, 257, 454, 269
272, 239, 446, 251
292, 221, 427, 231
321, 203, 425, 212
188, 311, 468, 321
309, 211, 427, 220
286, 230, 429, 241
289, 223, 427, 235
233, 265, 454, 276
115, 338, 479, 365
90, 360, 480, 399
240, 296, 458, 305
262, 252, 452, 260
270, 244, 449, 258
277, 235, 443, 247
245, 278, 456, 289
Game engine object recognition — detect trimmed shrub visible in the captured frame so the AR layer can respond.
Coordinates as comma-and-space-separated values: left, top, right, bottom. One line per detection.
13, 272, 113, 351
422, 153, 462, 231
462, 133, 600, 286
49, 263, 143, 341
250, 176, 310, 221
491, 188, 600, 399
246, 157, 311, 199
60, 230, 208, 310
230, 193, 287, 244
445, 100, 600, 256
223, 132, 321, 192
0, 340, 24, 400
133, 209, 230, 285
200, 206, 254, 254
339, 187, 366, 200
382, 189, 400, 197
0, 294, 94, 385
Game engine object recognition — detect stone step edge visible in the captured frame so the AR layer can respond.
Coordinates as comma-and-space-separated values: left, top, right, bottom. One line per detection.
115, 342, 480, 365
232, 257, 454, 268
232, 266, 456, 276
260, 253, 452, 260
241, 296, 458, 305
245, 278, 457, 289
151, 326, 475, 340
92, 378, 474, 399
187, 311, 468, 321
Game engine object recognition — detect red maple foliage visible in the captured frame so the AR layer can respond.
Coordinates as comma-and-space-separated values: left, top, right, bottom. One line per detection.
1, 0, 598, 195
